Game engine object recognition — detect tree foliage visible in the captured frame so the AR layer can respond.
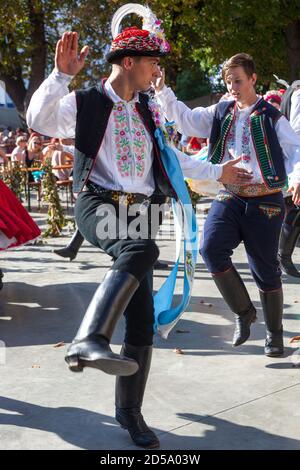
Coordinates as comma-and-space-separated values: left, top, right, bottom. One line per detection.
175, 68, 212, 100
0, 0, 299, 119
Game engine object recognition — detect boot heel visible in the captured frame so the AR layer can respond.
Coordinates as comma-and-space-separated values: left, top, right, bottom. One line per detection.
65, 355, 83, 372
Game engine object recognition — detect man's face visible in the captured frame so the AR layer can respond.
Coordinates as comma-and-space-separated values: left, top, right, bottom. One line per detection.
128, 56, 161, 91
225, 66, 257, 102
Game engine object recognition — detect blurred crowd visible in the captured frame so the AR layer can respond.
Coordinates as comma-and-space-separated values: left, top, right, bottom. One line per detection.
0, 127, 74, 182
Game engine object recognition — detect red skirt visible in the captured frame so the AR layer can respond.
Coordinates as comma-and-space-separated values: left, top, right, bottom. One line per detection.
0, 180, 41, 250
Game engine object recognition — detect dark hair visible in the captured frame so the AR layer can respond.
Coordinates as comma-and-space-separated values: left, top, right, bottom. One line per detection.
110, 55, 143, 66
222, 53, 256, 81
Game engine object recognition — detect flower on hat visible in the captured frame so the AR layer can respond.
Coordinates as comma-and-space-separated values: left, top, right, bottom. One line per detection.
107, 3, 170, 62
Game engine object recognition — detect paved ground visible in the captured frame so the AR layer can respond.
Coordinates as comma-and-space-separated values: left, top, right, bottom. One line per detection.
0, 197, 300, 450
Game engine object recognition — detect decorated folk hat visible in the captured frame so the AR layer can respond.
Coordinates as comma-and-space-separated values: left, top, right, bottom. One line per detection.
106, 3, 170, 63
264, 90, 282, 106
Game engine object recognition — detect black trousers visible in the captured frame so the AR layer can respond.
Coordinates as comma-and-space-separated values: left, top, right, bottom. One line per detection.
75, 190, 160, 346
200, 190, 285, 291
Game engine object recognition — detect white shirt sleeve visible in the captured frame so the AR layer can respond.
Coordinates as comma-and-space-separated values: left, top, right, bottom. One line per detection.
156, 86, 216, 138
276, 115, 300, 184
11, 147, 18, 162
26, 69, 77, 139
172, 146, 223, 181
290, 88, 300, 136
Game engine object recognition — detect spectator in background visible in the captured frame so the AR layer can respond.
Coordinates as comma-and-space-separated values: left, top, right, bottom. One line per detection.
11, 136, 27, 164
277, 81, 300, 277
25, 134, 43, 183
5, 131, 16, 154
186, 136, 207, 154
179, 134, 190, 152
263, 90, 282, 110
15, 127, 26, 137
0, 147, 8, 166
42, 137, 74, 180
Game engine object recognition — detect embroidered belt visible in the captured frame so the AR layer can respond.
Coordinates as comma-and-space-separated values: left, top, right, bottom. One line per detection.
224, 183, 281, 197
86, 181, 151, 206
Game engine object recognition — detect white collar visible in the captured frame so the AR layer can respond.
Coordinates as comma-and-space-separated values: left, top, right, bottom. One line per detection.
105, 80, 140, 104
237, 96, 261, 113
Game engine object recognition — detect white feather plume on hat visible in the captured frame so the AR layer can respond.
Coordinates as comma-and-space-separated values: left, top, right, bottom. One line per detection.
111, 3, 159, 39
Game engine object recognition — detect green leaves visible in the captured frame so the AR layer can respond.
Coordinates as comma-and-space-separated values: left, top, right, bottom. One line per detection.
0, 0, 299, 114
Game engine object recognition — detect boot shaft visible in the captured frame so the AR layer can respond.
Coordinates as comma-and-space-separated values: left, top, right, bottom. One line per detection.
212, 267, 253, 315
116, 344, 153, 409
279, 223, 300, 256
259, 288, 283, 334
75, 270, 139, 342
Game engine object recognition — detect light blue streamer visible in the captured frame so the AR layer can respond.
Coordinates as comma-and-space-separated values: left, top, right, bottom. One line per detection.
153, 128, 199, 337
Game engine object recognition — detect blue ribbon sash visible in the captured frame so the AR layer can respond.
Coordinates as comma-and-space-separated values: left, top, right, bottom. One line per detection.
153, 128, 199, 338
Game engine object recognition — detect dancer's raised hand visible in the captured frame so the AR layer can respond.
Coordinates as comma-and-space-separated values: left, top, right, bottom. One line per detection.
55, 32, 89, 76
154, 67, 165, 92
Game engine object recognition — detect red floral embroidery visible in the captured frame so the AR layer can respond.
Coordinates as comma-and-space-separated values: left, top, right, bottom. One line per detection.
113, 102, 146, 178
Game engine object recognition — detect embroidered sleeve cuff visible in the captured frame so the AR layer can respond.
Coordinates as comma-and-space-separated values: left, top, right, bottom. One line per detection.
156, 86, 175, 105
52, 68, 75, 83
214, 164, 223, 181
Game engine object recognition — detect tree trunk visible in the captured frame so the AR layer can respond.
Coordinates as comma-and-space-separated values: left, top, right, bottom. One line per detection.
0, 1, 46, 125
284, 20, 300, 82
24, 0, 47, 110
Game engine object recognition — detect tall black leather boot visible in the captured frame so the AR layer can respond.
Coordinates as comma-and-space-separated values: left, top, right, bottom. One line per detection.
212, 267, 257, 346
278, 223, 300, 277
115, 344, 159, 449
260, 288, 284, 357
0, 269, 3, 290
65, 270, 140, 376
53, 228, 84, 261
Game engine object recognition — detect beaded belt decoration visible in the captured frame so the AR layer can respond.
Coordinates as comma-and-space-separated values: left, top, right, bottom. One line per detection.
259, 204, 282, 219
224, 183, 281, 197
86, 181, 151, 206
216, 192, 234, 202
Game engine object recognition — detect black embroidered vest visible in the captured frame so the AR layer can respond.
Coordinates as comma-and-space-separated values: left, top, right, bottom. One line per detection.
208, 98, 287, 189
73, 80, 176, 198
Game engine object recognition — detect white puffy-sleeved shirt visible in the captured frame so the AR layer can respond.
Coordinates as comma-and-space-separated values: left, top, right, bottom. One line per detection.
157, 86, 300, 185
290, 88, 300, 136
27, 69, 223, 196
11, 146, 26, 164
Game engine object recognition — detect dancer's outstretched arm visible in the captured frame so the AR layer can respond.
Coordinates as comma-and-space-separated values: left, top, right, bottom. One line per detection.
174, 148, 253, 184
155, 68, 216, 138
27, 32, 89, 138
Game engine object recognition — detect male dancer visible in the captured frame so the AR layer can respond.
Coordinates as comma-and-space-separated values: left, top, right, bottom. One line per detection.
278, 81, 300, 276
27, 5, 251, 448
156, 53, 300, 358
